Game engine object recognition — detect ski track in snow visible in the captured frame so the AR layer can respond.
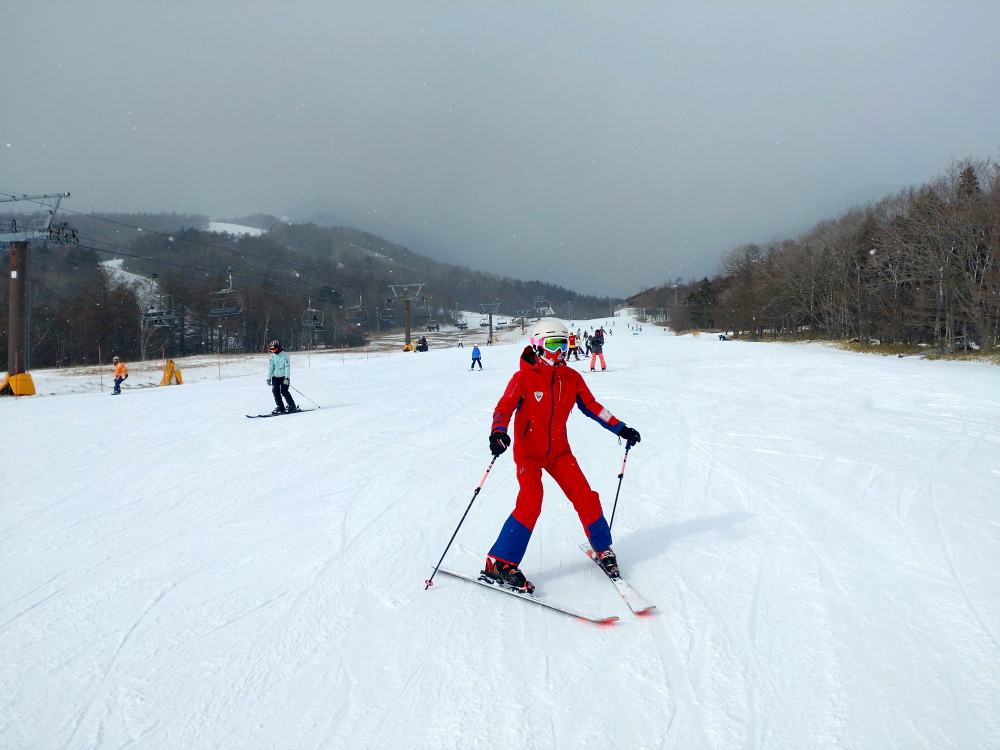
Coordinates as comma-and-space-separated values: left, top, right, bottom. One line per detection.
2, 316, 1000, 749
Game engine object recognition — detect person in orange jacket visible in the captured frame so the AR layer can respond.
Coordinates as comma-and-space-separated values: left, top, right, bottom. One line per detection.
567, 332, 581, 361
112, 356, 128, 395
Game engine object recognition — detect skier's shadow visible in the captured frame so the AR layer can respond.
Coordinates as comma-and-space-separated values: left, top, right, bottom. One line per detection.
532, 512, 752, 586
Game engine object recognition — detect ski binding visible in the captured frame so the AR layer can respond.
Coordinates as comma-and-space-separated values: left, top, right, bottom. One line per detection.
580, 542, 656, 615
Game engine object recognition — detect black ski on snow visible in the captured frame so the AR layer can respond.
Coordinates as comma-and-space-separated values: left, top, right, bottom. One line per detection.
439, 569, 618, 624
580, 543, 656, 615
246, 409, 314, 419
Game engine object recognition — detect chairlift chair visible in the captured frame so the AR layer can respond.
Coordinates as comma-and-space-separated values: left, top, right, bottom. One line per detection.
413, 304, 431, 320
380, 308, 397, 324
301, 301, 326, 330
479, 316, 490, 328
345, 293, 369, 324
302, 308, 326, 330
142, 274, 177, 327
208, 268, 244, 317
533, 297, 554, 317
456, 318, 469, 330
143, 295, 177, 327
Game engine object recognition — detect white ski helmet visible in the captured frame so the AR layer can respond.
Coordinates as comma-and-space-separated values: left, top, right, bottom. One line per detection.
529, 318, 570, 365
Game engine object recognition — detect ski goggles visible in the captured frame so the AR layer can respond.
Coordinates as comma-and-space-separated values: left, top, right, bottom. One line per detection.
540, 336, 569, 352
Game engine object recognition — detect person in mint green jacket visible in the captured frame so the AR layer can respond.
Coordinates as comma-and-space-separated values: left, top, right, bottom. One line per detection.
267, 340, 298, 414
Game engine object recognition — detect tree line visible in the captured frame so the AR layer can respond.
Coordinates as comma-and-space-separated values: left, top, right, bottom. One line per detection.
1, 213, 612, 369
636, 158, 999, 351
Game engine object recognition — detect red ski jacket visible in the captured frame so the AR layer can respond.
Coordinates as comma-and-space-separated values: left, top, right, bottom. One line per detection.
492, 347, 625, 460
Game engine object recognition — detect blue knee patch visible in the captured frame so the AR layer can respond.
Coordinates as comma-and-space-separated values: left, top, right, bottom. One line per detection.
586, 516, 612, 552
489, 514, 533, 565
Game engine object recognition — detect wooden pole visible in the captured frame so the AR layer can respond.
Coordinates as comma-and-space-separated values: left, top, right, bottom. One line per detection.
404, 299, 412, 347
7, 241, 28, 377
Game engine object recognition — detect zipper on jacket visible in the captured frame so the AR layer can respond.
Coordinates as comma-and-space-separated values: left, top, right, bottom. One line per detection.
546, 369, 556, 457
521, 420, 530, 439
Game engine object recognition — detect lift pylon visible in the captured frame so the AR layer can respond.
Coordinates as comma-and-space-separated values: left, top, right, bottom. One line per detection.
387, 283, 425, 349
2, 191, 74, 396
479, 302, 502, 344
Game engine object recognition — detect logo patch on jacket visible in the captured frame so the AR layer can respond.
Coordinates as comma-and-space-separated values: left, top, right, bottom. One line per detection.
534, 391, 544, 402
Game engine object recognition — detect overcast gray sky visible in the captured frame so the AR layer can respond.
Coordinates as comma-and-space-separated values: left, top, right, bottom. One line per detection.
3, 1, 999, 295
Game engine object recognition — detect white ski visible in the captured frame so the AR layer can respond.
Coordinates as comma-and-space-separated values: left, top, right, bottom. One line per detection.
580, 543, 656, 615
439, 569, 619, 624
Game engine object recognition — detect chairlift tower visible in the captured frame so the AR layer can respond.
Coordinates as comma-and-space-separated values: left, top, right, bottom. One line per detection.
387, 283, 424, 348
480, 302, 502, 343
514, 309, 533, 333
1, 192, 74, 396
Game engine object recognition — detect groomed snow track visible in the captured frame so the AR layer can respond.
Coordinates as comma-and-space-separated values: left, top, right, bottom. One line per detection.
2, 316, 999, 749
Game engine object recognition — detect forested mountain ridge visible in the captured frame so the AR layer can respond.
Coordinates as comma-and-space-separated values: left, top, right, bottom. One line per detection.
0, 210, 611, 368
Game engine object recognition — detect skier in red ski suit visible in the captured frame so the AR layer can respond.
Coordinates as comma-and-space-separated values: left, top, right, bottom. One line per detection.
484, 319, 641, 593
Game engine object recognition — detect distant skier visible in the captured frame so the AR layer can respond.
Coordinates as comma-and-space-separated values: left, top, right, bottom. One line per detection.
266, 340, 298, 415
111, 356, 128, 395
483, 318, 641, 593
567, 333, 581, 361
589, 328, 607, 371
416, 336, 429, 352
471, 345, 483, 370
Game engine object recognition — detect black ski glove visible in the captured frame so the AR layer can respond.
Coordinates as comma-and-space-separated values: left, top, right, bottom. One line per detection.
489, 431, 511, 456
267, 378, 272, 385
619, 426, 641, 447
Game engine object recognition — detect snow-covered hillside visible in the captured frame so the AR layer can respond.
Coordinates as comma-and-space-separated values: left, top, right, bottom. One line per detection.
207, 221, 265, 236
2, 317, 999, 749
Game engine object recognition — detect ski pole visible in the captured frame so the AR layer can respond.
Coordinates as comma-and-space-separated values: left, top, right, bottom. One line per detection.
608, 444, 631, 532
290, 385, 320, 408
425, 455, 498, 590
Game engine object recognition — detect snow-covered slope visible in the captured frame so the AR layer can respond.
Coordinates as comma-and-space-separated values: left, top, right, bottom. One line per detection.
2, 320, 999, 749
207, 221, 265, 236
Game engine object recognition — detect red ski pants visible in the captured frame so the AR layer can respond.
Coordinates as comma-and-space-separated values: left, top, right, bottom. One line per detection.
511, 453, 604, 531
590, 352, 606, 369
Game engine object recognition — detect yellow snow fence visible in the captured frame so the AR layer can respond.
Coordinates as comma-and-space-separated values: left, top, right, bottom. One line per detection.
0, 373, 36, 396
159, 359, 183, 386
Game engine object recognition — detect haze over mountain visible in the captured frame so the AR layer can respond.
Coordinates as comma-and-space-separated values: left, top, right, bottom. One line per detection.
3, 2, 999, 296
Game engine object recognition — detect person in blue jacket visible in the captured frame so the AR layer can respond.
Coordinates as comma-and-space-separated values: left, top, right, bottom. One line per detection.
471, 344, 483, 370
267, 340, 298, 414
